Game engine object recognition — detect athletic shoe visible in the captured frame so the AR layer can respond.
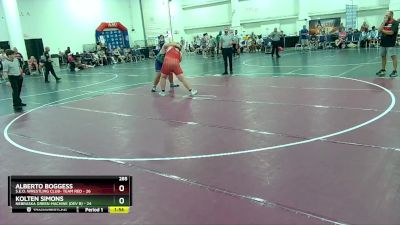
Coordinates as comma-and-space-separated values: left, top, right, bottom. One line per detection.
190, 89, 198, 96
170, 83, 179, 88
389, 70, 398, 77
222, 72, 228, 75
56, 77, 62, 81
159, 91, 167, 96
376, 69, 386, 77
151, 87, 156, 92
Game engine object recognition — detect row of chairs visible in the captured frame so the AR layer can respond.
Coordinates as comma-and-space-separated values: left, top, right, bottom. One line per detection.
295, 33, 381, 50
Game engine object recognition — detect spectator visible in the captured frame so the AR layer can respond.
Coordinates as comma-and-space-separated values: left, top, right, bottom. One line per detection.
43, 46, 61, 83
28, 56, 40, 74
216, 31, 222, 55
12, 47, 24, 68
299, 25, 309, 50
369, 26, 379, 47
376, 11, 399, 77
361, 21, 369, 32
67, 53, 76, 71
208, 35, 216, 57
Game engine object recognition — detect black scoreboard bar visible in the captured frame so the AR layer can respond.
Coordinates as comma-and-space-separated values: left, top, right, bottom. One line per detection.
8, 176, 132, 214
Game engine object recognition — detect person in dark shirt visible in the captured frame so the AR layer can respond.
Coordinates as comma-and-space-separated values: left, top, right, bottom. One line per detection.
299, 25, 309, 50
376, 11, 399, 77
43, 47, 61, 83
158, 35, 165, 49
65, 47, 71, 55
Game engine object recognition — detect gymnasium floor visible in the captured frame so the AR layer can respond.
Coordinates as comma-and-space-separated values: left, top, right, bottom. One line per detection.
1, 48, 400, 225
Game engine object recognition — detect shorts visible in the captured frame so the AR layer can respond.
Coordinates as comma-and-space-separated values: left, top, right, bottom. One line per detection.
380, 47, 398, 57
301, 39, 309, 45
161, 61, 183, 77
155, 60, 163, 72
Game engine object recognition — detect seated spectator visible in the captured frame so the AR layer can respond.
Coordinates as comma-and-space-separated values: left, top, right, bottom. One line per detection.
97, 50, 108, 65
256, 35, 263, 52
335, 28, 347, 48
91, 53, 100, 66
82, 51, 94, 65
310, 34, 319, 50
105, 49, 116, 64
361, 21, 369, 32
360, 30, 370, 48
67, 53, 76, 71
123, 48, 133, 62
113, 47, 125, 63
368, 26, 379, 47
28, 56, 40, 74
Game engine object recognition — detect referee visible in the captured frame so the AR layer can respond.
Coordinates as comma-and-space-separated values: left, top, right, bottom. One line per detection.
220, 28, 235, 75
43, 47, 61, 83
2, 49, 25, 110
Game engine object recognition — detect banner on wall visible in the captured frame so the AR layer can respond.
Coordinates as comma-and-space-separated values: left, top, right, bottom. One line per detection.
309, 18, 341, 35
95, 22, 130, 50
346, 5, 358, 29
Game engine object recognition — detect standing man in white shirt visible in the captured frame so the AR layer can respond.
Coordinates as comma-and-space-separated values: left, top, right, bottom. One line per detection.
220, 28, 235, 75
269, 28, 282, 58
2, 49, 26, 110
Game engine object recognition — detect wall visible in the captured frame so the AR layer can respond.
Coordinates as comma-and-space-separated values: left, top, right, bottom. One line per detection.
178, 0, 390, 38
18, 0, 137, 52
182, 3, 231, 29
129, 0, 146, 47
141, 0, 170, 41
0, 0, 146, 52
239, 0, 297, 22
0, 3, 10, 41
0, 0, 393, 51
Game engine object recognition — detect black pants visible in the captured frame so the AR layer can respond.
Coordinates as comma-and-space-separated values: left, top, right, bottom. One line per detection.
271, 41, 280, 56
232, 44, 238, 56
44, 64, 58, 81
9, 75, 23, 106
209, 47, 215, 57
222, 48, 233, 73
69, 62, 76, 71
360, 39, 369, 48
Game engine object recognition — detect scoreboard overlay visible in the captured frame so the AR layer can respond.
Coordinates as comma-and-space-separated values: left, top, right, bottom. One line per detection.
8, 176, 132, 213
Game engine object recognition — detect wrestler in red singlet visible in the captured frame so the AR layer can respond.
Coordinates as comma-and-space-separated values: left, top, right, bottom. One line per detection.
161, 47, 183, 76
159, 44, 197, 97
